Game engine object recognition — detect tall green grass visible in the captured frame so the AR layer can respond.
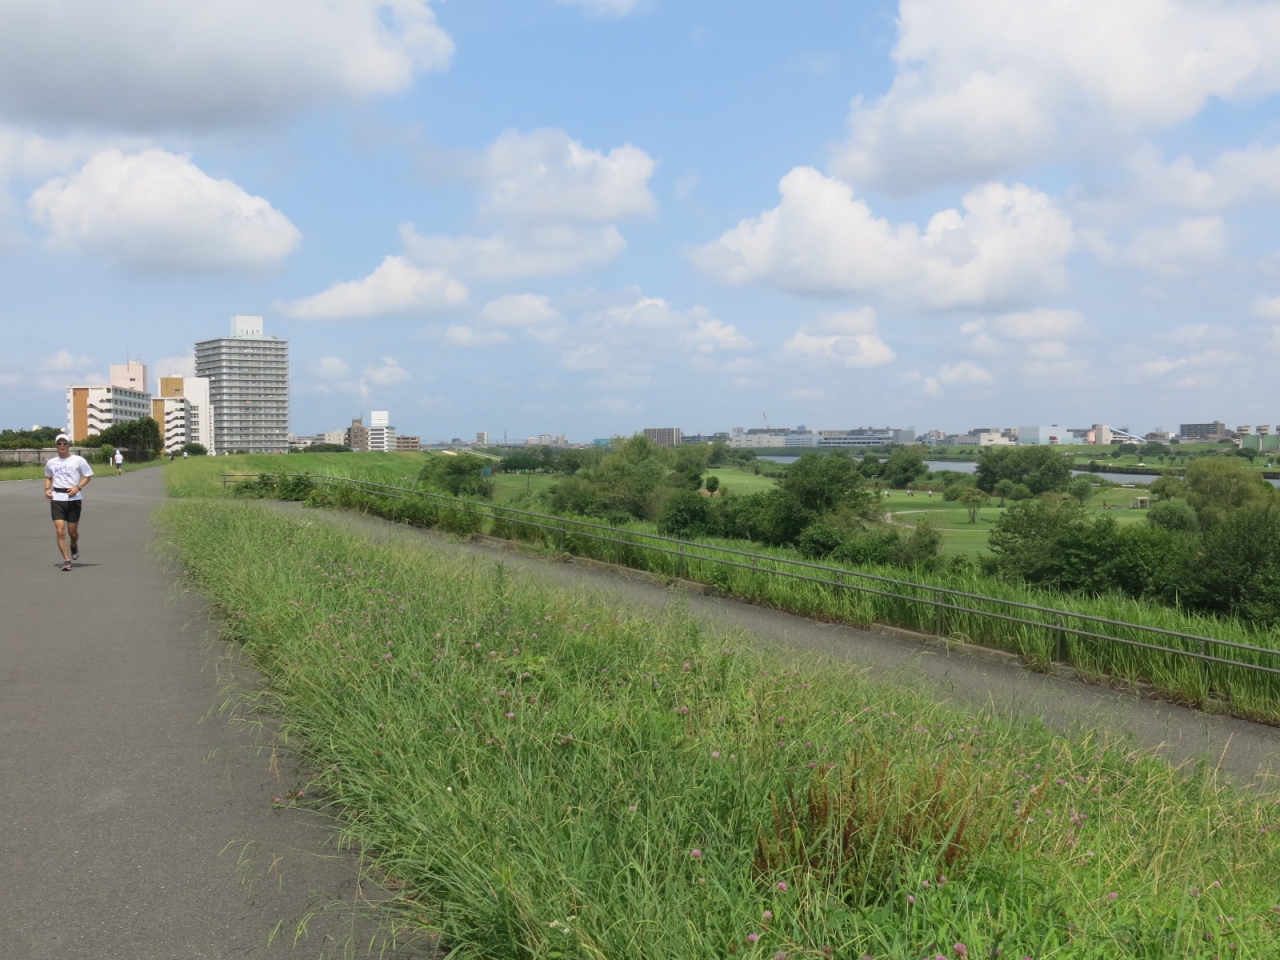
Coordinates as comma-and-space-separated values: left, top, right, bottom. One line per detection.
301, 480, 1280, 725
164, 451, 428, 499
159, 500, 1280, 959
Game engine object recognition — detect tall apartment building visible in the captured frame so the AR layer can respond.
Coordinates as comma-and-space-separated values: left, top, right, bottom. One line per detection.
643, 427, 683, 447
368, 410, 397, 452
154, 375, 214, 453
1180, 421, 1228, 442
195, 315, 289, 454
476, 431, 489, 446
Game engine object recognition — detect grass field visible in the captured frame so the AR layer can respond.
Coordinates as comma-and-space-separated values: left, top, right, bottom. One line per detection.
165, 450, 430, 498
0, 458, 164, 482
886, 486, 1154, 556
158, 499, 1280, 959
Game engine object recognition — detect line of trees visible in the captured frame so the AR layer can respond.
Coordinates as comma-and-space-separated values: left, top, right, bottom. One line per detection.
984, 456, 1280, 622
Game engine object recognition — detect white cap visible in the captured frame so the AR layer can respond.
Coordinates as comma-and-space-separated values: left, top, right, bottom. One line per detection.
55, 434, 71, 444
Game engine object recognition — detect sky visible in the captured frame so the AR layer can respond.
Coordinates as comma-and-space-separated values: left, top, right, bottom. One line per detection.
2, 0, 1280, 442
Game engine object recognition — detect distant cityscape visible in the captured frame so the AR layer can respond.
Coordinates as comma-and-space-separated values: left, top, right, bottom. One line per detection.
29, 313, 1280, 455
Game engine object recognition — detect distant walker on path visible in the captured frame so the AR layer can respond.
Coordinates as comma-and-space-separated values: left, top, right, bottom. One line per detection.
45, 434, 93, 572
113, 449, 124, 475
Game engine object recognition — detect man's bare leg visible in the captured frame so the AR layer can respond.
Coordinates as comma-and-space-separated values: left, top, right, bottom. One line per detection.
53, 518, 70, 562
68, 520, 79, 559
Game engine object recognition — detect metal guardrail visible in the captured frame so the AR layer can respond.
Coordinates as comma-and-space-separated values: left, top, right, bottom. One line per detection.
220, 472, 1280, 681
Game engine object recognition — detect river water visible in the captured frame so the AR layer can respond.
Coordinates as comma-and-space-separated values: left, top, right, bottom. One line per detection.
757, 455, 1280, 487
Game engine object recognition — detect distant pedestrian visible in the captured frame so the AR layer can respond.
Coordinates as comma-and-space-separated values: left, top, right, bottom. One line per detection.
169, 450, 175, 462
45, 434, 93, 572
113, 449, 124, 475
182, 449, 188, 460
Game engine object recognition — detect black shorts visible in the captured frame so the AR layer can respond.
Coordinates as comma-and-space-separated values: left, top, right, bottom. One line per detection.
51, 499, 83, 523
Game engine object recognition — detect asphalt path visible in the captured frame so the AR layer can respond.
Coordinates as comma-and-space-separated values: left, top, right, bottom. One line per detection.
0, 469, 429, 960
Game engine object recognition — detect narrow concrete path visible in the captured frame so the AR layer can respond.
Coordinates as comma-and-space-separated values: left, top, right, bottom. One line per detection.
266, 500, 1280, 792
0, 470, 428, 960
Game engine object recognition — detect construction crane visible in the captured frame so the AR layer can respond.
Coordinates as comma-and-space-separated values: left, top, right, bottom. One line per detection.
762, 410, 771, 430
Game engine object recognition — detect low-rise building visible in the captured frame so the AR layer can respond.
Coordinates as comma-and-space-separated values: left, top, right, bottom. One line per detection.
66, 384, 153, 442
395, 435, 421, 451
346, 418, 370, 452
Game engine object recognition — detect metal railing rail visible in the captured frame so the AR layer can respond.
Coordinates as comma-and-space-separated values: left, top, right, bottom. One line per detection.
220, 472, 1280, 679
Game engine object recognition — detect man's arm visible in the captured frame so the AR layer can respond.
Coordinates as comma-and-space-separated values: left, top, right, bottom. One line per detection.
70, 475, 91, 496
44, 476, 53, 500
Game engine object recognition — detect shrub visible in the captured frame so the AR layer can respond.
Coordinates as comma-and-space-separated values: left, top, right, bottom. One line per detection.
797, 523, 845, 559
658, 490, 717, 538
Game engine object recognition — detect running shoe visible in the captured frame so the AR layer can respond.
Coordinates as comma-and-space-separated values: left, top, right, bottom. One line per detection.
71, 544, 79, 561
61, 559, 72, 572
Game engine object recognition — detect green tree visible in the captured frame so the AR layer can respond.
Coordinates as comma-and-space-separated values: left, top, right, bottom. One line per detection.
84, 417, 162, 455
879, 447, 928, 488
704, 475, 720, 494
1067, 477, 1095, 505
658, 490, 717, 538
420, 453, 492, 497
974, 446, 1072, 496
707, 440, 730, 467
988, 498, 1121, 593
1147, 497, 1199, 534
1184, 456, 1274, 528
181, 442, 209, 455
958, 486, 990, 522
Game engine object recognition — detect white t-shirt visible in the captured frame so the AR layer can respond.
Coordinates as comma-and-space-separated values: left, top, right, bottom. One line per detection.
45, 455, 94, 501
113, 451, 124, 465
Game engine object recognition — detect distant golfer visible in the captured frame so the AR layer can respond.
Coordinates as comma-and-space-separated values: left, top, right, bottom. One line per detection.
45, 434, 93, 572
113, 449, 124, 475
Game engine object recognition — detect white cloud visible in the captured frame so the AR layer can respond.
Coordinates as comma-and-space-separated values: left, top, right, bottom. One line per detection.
36, 349, 99, 390
693, 168, 1072, 308
988, 308, 1085, 342
937, 360, 993, 387
1124, 146, 1280, 212
1252, 295, 1280, 322
481, 294, 560, 327
0, 373, 21, 387
153, 351, 196, 379
482, 129, 655, 222
281, 255, 466, 319
441, 324, 510, 347
556, 294, 752, 383
557, 0, 642, 16
29, 148, 299, 273
835, 0, 1280, 191
1125, 216, 1225, 277
363, 357, 410, 387
0, 0, 453, 129
316, 357, 351, 380
961, 309, 1089, 380
403, 222, 626, 279
783, 309, 896, 369
586, 396, 642, 413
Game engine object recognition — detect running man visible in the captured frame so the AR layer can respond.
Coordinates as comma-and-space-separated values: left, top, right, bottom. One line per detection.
113, 449, 124, 475
45, 435, 93, 572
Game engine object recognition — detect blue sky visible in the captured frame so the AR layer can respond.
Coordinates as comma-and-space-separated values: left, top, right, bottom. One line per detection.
2, 0, 1279, 441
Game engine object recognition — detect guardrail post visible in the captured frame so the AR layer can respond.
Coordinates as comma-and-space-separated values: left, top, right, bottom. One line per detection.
934, 587, 944, 637
1054, 614, 1066, 664
677, 542, 686, 580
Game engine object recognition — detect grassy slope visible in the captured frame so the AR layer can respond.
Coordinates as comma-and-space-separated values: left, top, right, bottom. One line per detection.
0, 458, 164, 482
165, 451, 430, 498
158, 500, 1280, 959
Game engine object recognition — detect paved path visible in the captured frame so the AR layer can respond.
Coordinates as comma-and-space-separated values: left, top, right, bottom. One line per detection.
0, 470, 428, 959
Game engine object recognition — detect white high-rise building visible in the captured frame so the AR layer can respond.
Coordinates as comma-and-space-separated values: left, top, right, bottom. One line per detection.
195, 316, 289, 454
476, 431, 489, 445
66, 384, 151, 442
368, 410, 396, 451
